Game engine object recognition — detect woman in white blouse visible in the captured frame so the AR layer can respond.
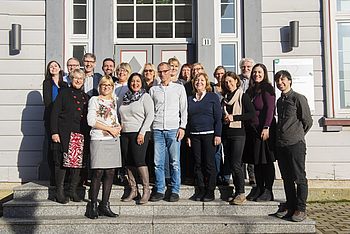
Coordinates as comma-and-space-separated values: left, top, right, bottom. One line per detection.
86, 76, 122, 219
119, 73, 154, 204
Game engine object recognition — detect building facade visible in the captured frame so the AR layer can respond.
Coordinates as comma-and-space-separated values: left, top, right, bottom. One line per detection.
0, 0, 349, 182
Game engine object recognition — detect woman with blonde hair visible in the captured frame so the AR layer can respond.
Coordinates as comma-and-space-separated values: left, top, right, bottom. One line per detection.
142, 63, 159, 91
187, 72, 222, 202
86, 75, 122, 219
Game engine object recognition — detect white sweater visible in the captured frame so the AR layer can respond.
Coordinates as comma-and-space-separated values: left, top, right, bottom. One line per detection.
87, 96, 119, 140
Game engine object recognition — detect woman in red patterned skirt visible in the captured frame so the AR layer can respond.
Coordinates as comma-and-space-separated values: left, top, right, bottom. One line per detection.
51, 68, 90, 204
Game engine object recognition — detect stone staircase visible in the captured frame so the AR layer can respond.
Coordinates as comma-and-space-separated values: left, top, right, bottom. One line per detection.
0, 181, 315, 233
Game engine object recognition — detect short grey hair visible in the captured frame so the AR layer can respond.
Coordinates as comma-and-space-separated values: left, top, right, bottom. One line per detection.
239, 58, 255, 67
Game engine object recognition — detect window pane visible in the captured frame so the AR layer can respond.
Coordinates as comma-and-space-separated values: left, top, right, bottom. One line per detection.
117, 6, 134, 21
137, 23, 153, 38
175, 22, 191, 38
338, 22, 350, 108
221, 4, 234, 18
156, 0, 172, 4
156, 23, 172, 38
137, 0, 153, 3
117, 0, 133, 4
221, 19, 234, 33
117, 23, 134, 38
156, 6, 172, 21
221, 0, 234, 3
175, 0, 192, 3
73, 45, 86, 65
74, 0, 86, 4
175, 6, 192, 21
337, 0, 350, 11
73, 20, 86, 34
137, 6, 153, 21
74, 5, 86, 19
221, 44, 236, 72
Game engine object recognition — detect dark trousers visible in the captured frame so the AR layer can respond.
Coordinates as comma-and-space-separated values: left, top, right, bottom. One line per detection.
223, 135, 246, 194
191, 134, 217, 191
254, 163, 275, 191
120, 132, 151, 167
277, 141, 308, 212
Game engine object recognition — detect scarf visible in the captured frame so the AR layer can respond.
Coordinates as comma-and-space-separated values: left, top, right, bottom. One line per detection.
224, 88, 243, 128
122, 88, 146, 105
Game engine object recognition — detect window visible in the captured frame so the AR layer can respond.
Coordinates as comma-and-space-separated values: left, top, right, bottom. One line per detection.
327, 0, 350, 116
115, 0, 192, 40
221, 44, 237, 72
65, 0, 93, 64
215, 0, 240, 72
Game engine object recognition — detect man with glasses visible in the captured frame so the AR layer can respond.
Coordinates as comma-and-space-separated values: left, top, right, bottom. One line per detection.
63, 57, 81, 85
83, 53, 102, 97
149, 62, 187, 202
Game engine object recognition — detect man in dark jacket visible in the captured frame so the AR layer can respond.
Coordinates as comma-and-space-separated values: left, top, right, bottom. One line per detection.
273, 70, 313, 222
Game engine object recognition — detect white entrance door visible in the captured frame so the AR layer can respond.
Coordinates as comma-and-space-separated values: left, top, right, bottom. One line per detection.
114, 44, 193, 73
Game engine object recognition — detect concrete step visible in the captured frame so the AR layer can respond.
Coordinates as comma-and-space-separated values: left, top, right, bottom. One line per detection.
13, 181, 286, 201
0, 215, 316, 233
3, 198, 281, 218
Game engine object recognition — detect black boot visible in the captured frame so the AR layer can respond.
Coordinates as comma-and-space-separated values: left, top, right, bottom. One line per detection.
256, 188, 274, 202
246, 186, 261, 201
55, 166, 68, 204
98, 201, 118, 217
69, 169, 82, 202
85, 202, 98, 219
202, 189, 215, 202
193, 187, 205, 201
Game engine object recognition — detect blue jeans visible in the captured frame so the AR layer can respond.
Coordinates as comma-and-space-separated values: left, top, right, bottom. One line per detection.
153, 129, 181, 194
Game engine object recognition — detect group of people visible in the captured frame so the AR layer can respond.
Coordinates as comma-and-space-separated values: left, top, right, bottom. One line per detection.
43, 53, 312, 222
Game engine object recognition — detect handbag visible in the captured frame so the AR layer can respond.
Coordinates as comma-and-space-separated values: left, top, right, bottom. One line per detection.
63, 132, 84, 168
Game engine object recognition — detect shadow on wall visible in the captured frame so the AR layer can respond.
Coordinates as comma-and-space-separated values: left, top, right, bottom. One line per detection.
280, 26, 292, 53
18, 90, 46, 182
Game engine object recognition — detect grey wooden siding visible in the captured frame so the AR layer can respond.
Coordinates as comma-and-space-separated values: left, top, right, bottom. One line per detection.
262, 0, 350, 179
0, 0, 45, 182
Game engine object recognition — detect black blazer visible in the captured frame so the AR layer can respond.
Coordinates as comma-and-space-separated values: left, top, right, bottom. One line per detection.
43, 79, 68, 129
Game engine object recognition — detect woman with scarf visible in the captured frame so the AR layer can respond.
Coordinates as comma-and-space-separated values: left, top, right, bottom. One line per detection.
51, 68, 89, 204
245, 63, 276, 202
85, 75, 122, 219
119, 73, 154, 204
222, 71, 255, 205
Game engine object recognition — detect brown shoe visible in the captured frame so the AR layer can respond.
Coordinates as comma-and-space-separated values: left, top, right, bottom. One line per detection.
230, 193, 246, 205
291, 210, 307, 222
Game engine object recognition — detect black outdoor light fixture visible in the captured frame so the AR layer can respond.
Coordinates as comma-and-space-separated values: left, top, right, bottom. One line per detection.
10, 24, 22, 51
290, 21, 299, 48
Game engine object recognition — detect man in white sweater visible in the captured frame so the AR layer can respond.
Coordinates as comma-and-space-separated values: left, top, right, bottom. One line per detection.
149, 62, 188, 202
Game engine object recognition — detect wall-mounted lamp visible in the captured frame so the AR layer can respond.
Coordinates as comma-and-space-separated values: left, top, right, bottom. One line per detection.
290, 21, 299, 48
10, 24, 22, 51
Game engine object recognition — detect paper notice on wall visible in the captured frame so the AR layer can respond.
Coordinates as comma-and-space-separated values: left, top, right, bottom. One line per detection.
273, 58, 315, 111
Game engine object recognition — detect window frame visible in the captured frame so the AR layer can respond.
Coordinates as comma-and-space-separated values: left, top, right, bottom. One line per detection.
113, 0, 194, 43
64, 0, 93, 63
326, 0, 350, 117
214, 0, 241, 73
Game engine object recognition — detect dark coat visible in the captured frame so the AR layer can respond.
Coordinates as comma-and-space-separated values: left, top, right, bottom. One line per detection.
50, 87, 90, 155
42, 79, 68, 130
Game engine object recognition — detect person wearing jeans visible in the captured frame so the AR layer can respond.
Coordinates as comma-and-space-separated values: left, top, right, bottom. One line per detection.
149, 62, 187, 202
273, 70, 313, 222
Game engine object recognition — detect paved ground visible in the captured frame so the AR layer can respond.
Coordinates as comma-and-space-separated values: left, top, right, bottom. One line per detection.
308, 202, 350, 234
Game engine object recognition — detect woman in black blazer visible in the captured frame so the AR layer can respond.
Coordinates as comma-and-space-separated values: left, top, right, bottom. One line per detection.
42, 60, 68, 186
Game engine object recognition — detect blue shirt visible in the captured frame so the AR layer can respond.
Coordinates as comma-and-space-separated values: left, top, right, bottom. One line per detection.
52, 81, 59, 102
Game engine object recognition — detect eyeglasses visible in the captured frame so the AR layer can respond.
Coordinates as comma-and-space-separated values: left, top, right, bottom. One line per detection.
193, 67, 203, 71
67, 64, 80, 67
118, 69, 128, 73
100, 84, 113, 88
158, 70, 170, 74
84, 60, 95, 63
144, 69, 154, 73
